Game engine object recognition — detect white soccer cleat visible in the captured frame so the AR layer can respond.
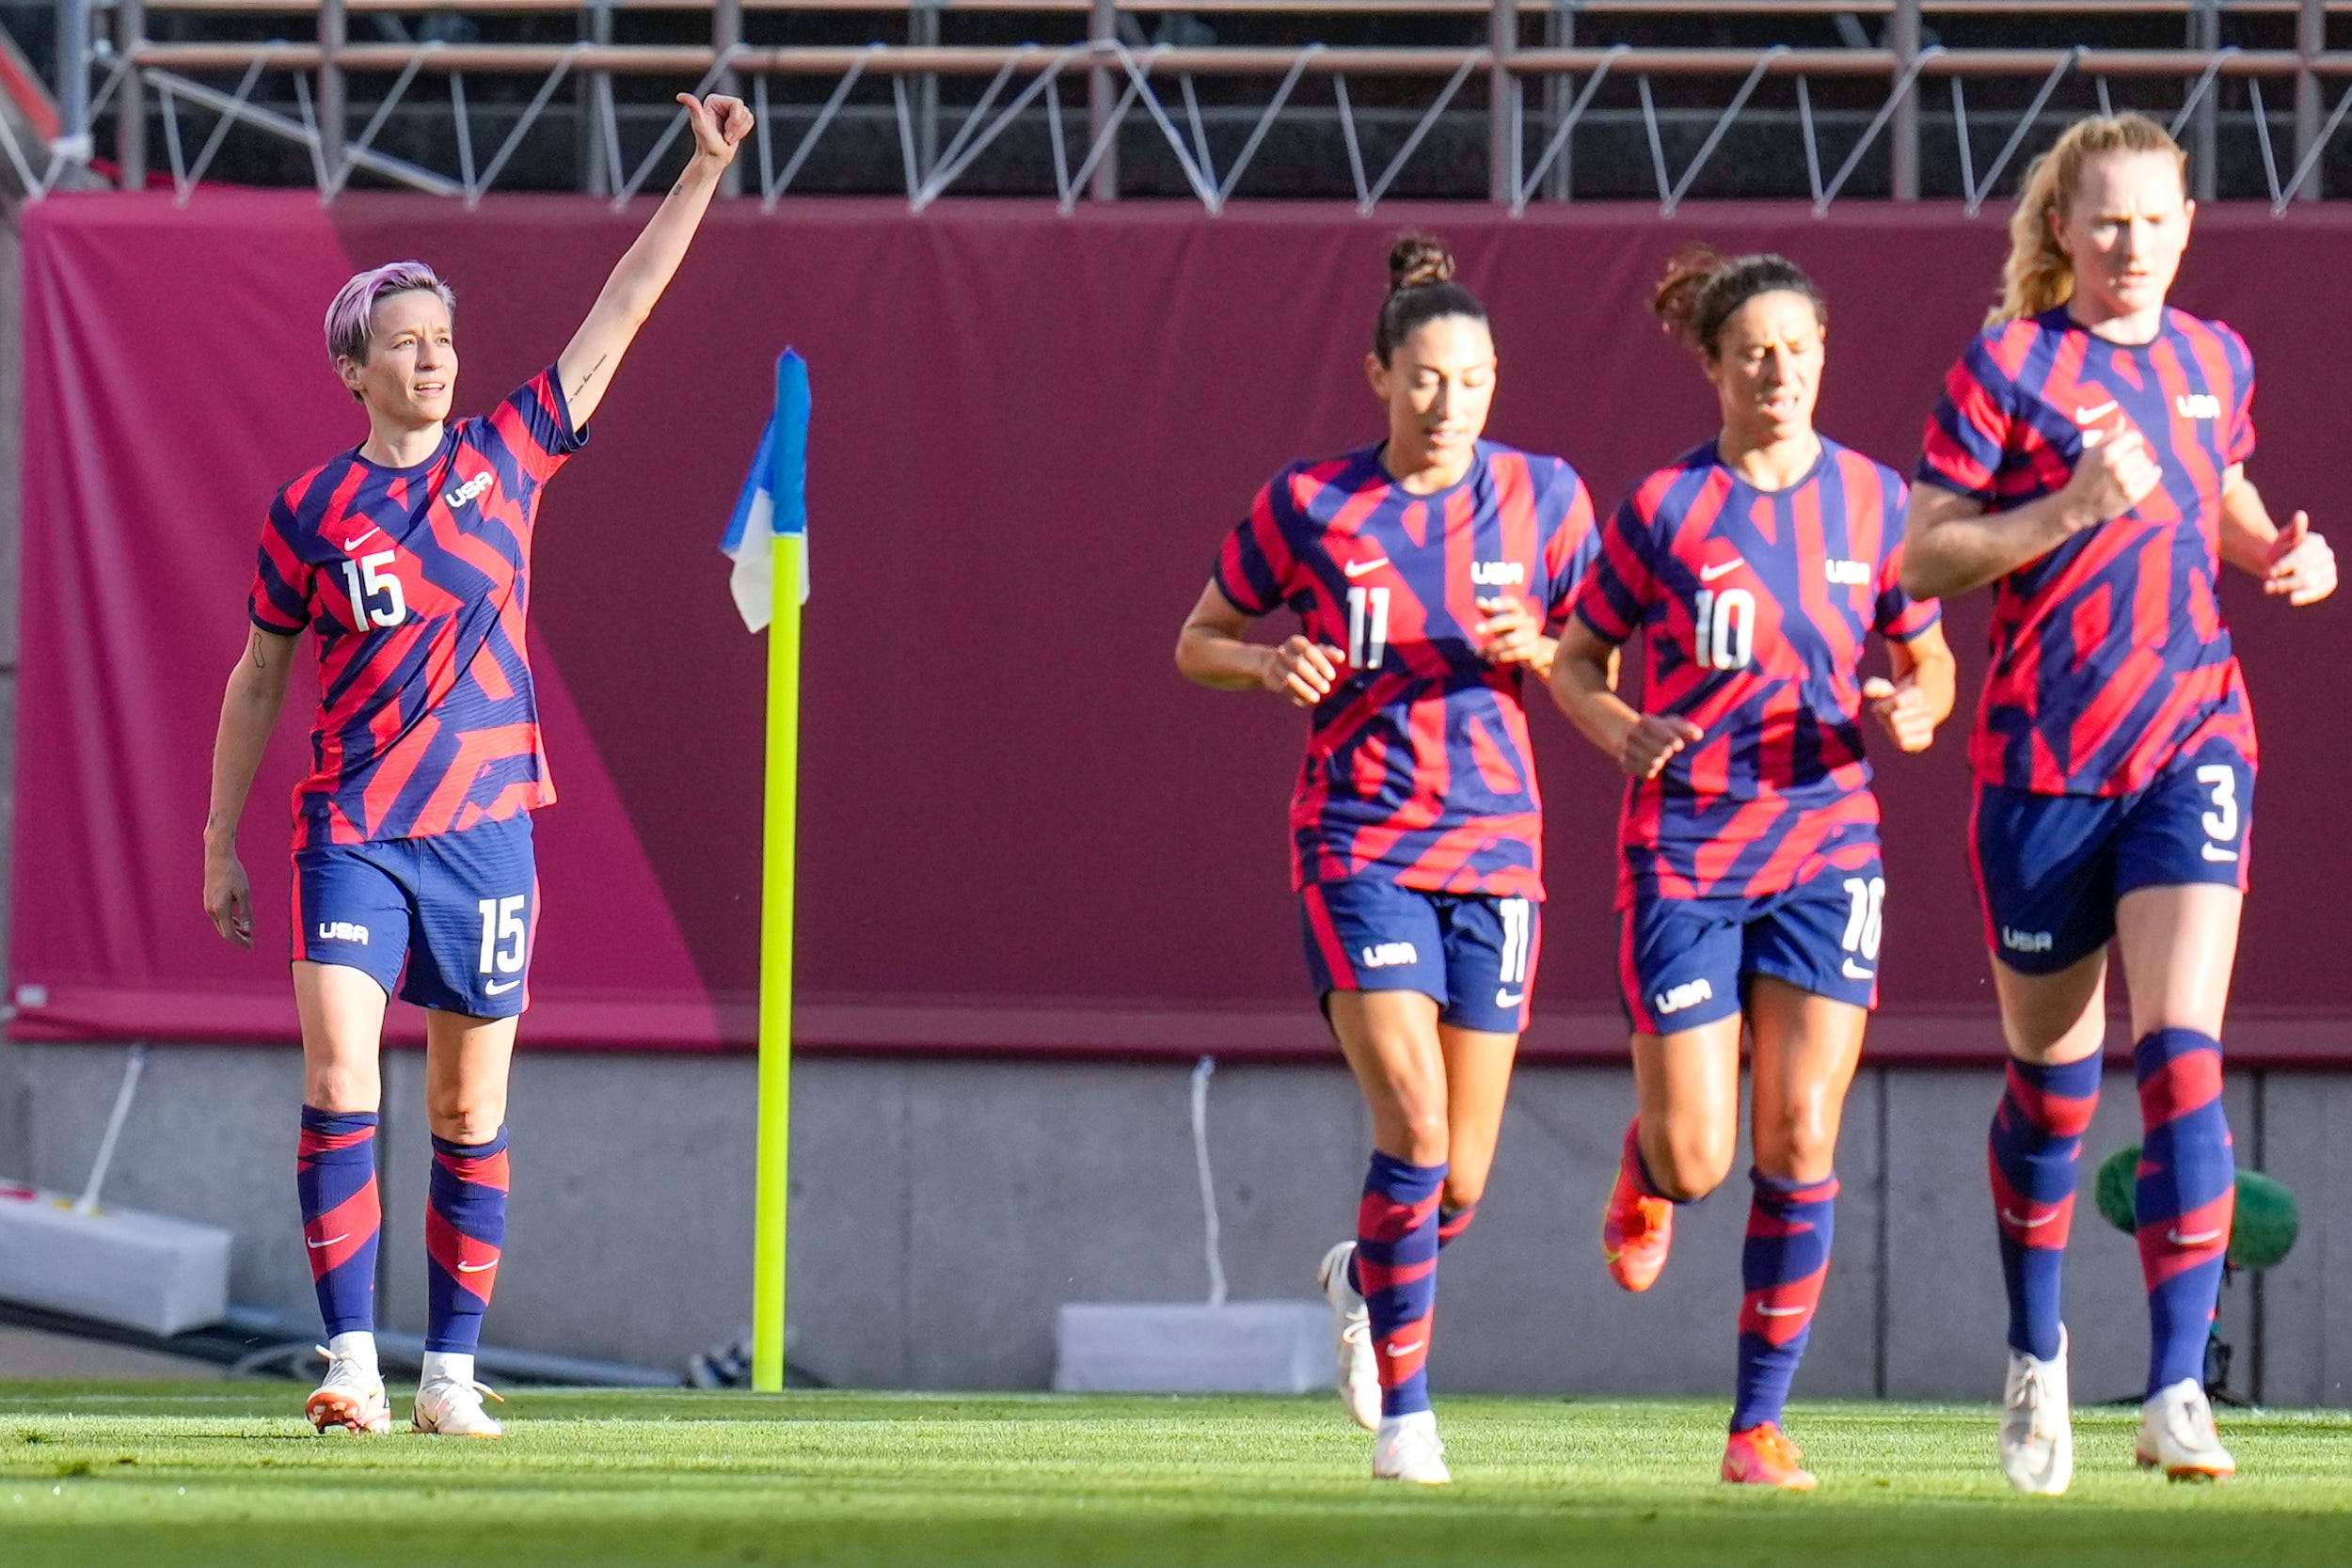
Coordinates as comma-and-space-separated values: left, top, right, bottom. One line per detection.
2137, 1378, 2234, 1481
1372, 1411, 1450, 1485
413, 1373, 507, 1439
305, 1345, 393, 1435
1998, 1327, 2074, 1496
1317, 1241, 1381, 1432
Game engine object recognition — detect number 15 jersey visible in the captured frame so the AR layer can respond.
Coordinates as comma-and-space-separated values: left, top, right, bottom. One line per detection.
1572, 438, 1940, 907
247, 370, 587, 850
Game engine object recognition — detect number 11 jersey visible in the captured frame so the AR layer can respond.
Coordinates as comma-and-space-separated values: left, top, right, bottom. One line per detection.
247, 370, 586, 849
1215, 439, 1598, 900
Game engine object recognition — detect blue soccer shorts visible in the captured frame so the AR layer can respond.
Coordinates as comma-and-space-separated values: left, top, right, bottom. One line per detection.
292, 814, 538, 1018
1300, 879, 1539, 1035
1617, 859, 1885, 1036
1972, 740, 2253, 975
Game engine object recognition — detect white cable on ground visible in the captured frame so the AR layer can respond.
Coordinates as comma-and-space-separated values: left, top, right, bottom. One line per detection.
1189, 1055, 1228, 1307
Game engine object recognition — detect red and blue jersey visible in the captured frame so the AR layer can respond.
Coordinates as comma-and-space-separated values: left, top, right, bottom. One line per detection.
1917, 306, 2258, 796
1573, 438, 1941, 906
1215, 440, 1599, 900
248, 369, 586, 849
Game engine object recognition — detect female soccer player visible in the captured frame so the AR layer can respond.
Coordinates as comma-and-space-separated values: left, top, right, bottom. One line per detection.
1903, 112, 2333, 1493
1175, 235, 1597, 1484
199, 93, 754, 1438
1550, 249, 1955, 1491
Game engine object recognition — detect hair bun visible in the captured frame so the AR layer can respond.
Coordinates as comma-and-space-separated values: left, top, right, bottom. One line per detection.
1651, 244, 1726, 349
1388, 233, 1456, 292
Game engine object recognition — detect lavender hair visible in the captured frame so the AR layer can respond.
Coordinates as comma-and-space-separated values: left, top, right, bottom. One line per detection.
324, 261, 455, 372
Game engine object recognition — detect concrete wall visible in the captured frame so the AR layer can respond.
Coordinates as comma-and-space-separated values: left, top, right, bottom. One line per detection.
0, 1042, 2344, 1407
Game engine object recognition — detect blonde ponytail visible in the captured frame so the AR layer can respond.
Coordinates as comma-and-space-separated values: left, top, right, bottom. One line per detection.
1988, 112, 2188, 325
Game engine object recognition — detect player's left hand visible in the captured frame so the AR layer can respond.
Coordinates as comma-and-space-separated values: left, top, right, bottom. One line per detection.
1475, 597, 1555, 673
1863, 675, 1937, 753
679, 93, 755, 165
2265, 511, 2335, 606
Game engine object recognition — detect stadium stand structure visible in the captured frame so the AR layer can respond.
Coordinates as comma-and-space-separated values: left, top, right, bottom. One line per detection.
1, 2, 2350, 206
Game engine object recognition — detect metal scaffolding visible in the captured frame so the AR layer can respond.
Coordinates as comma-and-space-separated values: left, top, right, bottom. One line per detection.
12, 0, 2352, 210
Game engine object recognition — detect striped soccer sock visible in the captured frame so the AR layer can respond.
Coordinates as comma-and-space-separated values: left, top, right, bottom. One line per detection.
2134, 1029, 2233, 1397
297, 1107, 381, 1338
1730, 1170, 1837, 1433
1988, 1053, 2103, 1361
1355, 1152, 1445, 1419
425, 1128, 511, 1355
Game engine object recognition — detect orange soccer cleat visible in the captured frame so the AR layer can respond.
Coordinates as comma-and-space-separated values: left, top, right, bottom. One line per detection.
1722, 1422, 1819, 1491
1601, 1159, 1674, 1292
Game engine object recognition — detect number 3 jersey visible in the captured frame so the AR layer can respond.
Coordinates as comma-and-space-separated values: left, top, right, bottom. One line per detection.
1215, 440, 1598, 901
247, 369, 587, 849
1916, 306, 2258, 797
1572, 438, 1941, 907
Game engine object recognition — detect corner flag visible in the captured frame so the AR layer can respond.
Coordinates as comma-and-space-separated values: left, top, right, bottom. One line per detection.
723, 349, 810, 1392
722, 349, 812, 631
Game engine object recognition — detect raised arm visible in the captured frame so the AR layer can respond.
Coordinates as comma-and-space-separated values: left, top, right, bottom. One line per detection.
555, 93, 754, 426
2216, 466, 2336, 606
202, 626, 299, 948
1899, 426, 2161, 601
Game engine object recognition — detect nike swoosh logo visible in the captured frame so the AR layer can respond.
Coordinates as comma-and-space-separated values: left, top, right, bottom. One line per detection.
2001, 1209, 2058, 1229
1756, 1304, 1809, 1318
307, 1234, 348, 1249
1494, 990, 1524, 1008
483, 978, 522, 996
2075, 401, 2119, 424
1841, 959, 1875, 981
345, 527, 381, 550
2168, 1227, 2223, 1246
456, 1259, 499, 1274
2201, 845, 2239, 863
1384, 1338, 1424, 1358
1343, 558, 1389, 578
1699, 560, 1742, 582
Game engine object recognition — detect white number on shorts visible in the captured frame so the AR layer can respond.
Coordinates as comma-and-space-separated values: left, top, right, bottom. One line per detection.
1692, 588, 1756, 672
1839, 876, 1886, 961
340, 550, 408, 629
1497, 898, 1533, 986
476, 895, 528, 976
1346, 586, 1390, 671
2196, 765, 2239, 843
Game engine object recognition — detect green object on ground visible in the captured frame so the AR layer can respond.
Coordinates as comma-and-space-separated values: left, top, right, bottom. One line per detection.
2092, 1146, 2300, 1270
6, 1386, 2352, 1567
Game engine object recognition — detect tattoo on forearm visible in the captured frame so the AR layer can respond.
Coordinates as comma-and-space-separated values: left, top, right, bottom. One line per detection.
570, 355, 609, 402
249, 640, 269, 670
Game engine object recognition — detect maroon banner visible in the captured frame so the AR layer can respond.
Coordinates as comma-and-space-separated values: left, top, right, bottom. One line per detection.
11, 194, 2351, 1062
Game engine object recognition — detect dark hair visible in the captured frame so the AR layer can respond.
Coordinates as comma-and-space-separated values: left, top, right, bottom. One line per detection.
1374, 233, 1488, 365
1652, 246, 1826, 357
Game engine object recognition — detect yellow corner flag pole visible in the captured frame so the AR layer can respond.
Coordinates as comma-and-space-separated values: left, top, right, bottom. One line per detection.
752, 350, 810, 1392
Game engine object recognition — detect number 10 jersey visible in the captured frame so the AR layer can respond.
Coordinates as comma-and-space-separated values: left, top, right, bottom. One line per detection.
1572, 437, 1940, 907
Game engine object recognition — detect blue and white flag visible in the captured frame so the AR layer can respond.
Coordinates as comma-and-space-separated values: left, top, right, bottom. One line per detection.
721, 349, 811, 632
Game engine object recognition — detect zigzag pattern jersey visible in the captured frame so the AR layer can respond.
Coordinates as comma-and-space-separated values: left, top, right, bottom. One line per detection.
1573, 438, 1941, 906
248, 369, 586, 848
1215, 440, 1599, 900
1917, 306, 2259, 796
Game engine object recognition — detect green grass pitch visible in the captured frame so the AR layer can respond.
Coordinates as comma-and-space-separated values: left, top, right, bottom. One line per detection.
3, 1386, 2348, 1566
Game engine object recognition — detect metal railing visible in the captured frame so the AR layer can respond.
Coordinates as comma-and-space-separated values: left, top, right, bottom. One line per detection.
13, 1, 2352, 209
